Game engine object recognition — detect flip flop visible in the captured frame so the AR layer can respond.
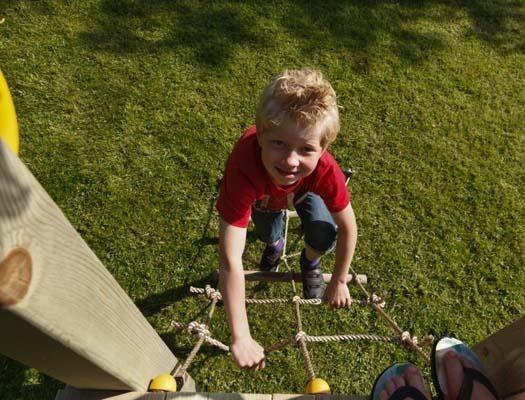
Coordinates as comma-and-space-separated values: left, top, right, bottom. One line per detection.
371, 363, 428, 400
431, 337, 499, 400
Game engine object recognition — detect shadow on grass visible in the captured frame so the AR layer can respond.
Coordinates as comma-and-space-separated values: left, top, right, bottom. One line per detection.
135, 271, 219, 317
75, 0, 523, 73
0, 357, 62, 400
160, 331, 226, 369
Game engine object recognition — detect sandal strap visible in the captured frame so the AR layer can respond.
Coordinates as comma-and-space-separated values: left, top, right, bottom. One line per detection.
389, 386, 428, 400
458, 367, 499, 400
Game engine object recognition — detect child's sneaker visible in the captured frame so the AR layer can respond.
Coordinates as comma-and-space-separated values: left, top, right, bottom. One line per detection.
300, 249, 325, 299
259, 238, 284, 272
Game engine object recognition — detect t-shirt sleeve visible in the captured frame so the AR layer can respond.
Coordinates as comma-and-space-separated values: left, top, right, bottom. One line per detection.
314, 155, 351, 213
216, 161, 256, 228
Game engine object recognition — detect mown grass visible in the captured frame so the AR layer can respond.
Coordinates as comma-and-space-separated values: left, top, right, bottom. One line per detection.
0, 0, 524, 398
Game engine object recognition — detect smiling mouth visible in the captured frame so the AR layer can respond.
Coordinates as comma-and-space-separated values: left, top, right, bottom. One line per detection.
275, 167, 298, 177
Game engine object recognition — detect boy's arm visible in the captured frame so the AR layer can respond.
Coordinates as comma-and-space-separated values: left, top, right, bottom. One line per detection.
323, 203, 358, 308
218, 218, 266, 370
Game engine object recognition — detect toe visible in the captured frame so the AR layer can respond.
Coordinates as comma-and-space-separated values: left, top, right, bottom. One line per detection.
405, 365, 431, 399
443, 351, 463, 400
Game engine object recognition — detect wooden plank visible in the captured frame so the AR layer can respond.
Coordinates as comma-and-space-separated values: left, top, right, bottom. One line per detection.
0, 140, 180, 391
55, 387, 165, 400
58, 393, 368, 400
316, 395, 367, 400
473, 317, 525, 398
165, 393, 207, 400
213, 270, 367, 286
273, 394, 315, 400
242, 271, 367, 285
205, 394, 272, 400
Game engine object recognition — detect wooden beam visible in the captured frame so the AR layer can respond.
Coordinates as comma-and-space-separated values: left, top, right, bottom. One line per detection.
54, 391, 368, 400
55, 390, 368, 400
55, 387, 165, 400
242, 271, 367, 285
0, 140, 182, 391
473, 317, 525, 398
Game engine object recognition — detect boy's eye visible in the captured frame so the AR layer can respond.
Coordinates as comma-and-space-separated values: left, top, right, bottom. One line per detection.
301, 147, 315, 153
272, 140, 284, 147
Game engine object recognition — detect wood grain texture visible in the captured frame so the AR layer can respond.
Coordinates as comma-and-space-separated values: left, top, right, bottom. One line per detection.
316, 395, 367, 400
55, 387, 165, 400
272, 394, 316, 400
165, 393, 207, 400
0, 141, 179, 391
205, 394, 272, 400
473, 317, 525, 398
56, 391, 367, 400
242, 271, 367, 285
212, 270, 367, 286
0, 247, 31, 305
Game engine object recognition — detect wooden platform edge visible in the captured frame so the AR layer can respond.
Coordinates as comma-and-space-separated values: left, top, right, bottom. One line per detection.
56, 391, 368, 400
472, 316, 525, 399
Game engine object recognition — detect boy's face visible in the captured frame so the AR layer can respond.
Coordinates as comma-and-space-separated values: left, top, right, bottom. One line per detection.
257, 124, 325, 186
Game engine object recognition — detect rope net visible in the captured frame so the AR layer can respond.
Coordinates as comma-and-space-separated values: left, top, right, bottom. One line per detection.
169, 210, 435, 383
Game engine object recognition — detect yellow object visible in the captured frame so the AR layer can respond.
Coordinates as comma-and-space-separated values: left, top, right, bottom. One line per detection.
149, 373, 177, 392
0, 68, 19, 155
305, 377, 331, 394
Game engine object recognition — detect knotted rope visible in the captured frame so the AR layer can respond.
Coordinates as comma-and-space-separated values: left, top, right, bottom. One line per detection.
170, 202, 434, 382
172, 286, 221, 377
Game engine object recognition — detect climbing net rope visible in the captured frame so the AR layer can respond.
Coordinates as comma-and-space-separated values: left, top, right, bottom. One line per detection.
169, 207, 435, 384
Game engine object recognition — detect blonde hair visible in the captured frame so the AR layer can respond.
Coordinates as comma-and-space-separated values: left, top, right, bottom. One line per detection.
256, 69, 340, 148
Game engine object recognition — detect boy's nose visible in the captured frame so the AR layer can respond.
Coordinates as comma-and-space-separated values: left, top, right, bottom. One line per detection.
284, 150, 300, 168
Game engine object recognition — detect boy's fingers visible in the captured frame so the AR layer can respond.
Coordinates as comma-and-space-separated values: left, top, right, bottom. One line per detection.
252, 356, 266, 371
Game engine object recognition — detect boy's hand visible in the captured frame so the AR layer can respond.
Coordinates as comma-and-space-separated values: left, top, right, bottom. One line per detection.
323, 280, 351, 308
231, 336, 266, 370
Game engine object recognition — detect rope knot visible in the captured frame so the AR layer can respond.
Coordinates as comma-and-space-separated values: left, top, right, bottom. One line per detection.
187, 321, 210, 338
292, 295, 301, 303
401, 331, 411, 343
370, 294, 386, 308
295, 331, 307, 342
204, 285, 222, 301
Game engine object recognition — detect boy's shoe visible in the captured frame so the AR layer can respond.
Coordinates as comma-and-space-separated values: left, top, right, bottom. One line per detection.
300, 249, 325, 299
259, 239, 284, 272
301, 264, 325, 299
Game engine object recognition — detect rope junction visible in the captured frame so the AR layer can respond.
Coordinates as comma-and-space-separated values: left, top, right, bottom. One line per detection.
169, 209, 435, 383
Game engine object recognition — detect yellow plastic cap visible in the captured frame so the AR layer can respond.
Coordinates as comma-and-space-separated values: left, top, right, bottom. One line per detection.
305, 377, 331, 394
149, 373, 177, 392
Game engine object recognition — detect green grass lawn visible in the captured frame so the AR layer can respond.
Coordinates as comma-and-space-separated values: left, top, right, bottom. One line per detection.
0, 0, 524, 398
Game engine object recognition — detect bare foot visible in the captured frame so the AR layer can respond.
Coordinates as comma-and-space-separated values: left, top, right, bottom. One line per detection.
443, 351, 498, 400
378, 365, 431, 400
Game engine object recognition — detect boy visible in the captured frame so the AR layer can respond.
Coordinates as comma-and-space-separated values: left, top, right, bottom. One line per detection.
216, 69, 357, 370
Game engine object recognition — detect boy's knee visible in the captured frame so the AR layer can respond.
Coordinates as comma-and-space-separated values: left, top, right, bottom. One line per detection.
304, 221, 337, 253
252, 209, 284, 244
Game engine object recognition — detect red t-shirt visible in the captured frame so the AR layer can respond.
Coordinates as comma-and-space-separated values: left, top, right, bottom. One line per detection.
216, 126, 350, 228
